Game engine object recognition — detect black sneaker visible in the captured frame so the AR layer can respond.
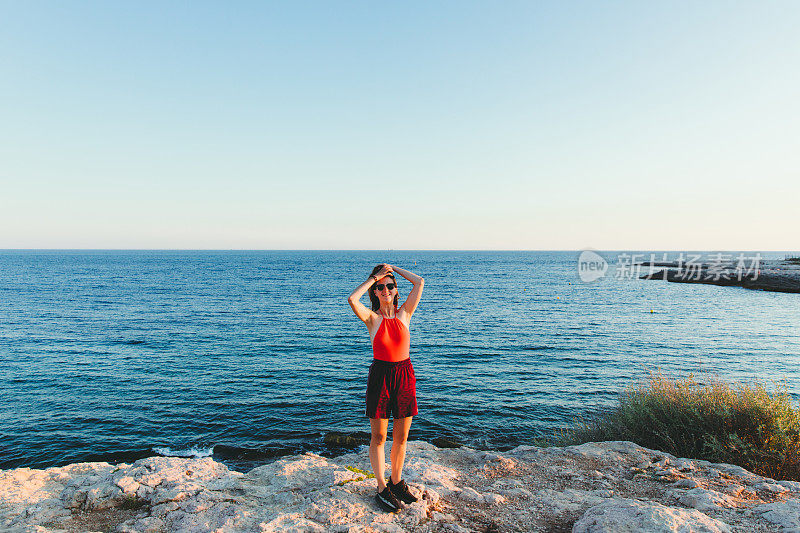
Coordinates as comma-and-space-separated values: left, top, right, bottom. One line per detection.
375, 486, 402, 513
388, 478, 418, 504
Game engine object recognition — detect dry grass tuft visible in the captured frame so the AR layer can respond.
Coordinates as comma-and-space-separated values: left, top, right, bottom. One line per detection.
562, 372, 800, 481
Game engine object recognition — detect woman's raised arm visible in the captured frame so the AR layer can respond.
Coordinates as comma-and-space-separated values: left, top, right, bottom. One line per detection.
348, 275, 377, 323
389, 264, 424, 317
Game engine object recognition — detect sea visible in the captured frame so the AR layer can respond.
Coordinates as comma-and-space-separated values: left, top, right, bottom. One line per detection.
2, 250, 798, 473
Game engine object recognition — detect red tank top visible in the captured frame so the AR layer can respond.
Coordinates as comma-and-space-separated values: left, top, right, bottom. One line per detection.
372, 310, 410, 362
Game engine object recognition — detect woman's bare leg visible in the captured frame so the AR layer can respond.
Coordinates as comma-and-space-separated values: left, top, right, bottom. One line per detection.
369, 418, 389, 490
390, 416, 413, 484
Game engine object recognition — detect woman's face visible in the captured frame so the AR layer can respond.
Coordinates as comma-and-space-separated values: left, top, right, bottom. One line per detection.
373, 276, 397, 303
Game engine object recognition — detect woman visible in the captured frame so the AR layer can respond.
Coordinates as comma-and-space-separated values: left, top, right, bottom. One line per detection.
347, 263, 424, 513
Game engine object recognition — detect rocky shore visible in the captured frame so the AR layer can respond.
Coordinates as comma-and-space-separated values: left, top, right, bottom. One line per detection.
4, 440, 800, 532
639, 258, 800, 293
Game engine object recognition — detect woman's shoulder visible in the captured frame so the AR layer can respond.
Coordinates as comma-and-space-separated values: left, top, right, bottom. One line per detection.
396, 309, 412, 330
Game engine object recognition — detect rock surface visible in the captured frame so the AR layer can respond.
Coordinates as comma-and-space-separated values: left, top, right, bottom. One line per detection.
2, 440, 798, 532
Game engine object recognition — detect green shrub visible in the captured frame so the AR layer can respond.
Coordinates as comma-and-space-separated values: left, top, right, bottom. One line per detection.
344, 465, 374, 477
336, 465, 376, 486
561, 372, 800, 481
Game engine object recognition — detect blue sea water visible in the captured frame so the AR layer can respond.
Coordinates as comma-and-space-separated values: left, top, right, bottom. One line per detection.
1, 250, 799, 472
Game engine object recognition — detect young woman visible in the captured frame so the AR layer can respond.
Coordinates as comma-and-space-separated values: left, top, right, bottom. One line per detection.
347, 263, 424, 512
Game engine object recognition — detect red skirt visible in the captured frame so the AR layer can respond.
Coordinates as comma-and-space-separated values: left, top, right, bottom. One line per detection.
365, 358, 418, 419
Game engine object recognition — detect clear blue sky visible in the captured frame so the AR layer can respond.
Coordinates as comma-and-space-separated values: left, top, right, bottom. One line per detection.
2, 1, 798, 249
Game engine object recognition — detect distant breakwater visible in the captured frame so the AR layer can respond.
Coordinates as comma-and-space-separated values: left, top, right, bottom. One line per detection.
639, 258, 800, 293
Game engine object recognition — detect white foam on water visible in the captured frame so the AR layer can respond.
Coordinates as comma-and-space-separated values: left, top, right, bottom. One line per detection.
152, 445, 214, 458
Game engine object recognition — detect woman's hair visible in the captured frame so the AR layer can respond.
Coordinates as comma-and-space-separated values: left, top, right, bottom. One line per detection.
368, 264, 399, 311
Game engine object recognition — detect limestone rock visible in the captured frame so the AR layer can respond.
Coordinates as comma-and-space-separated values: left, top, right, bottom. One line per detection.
2, 439, 799, 532
574, 498, 732, 532
756, 499, 800, 530
675, 488, 736, 511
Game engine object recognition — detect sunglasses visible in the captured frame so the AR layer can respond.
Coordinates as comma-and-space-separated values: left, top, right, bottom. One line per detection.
375, 283, 396, 291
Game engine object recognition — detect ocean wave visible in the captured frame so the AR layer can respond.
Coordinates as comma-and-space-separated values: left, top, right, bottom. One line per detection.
152, 446, 214, 458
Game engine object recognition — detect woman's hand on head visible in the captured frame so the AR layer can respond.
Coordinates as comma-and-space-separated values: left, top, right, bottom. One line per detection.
376, 264, 394, 279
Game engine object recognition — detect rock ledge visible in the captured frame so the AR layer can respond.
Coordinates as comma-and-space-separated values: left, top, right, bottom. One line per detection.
2, 440, 799, 532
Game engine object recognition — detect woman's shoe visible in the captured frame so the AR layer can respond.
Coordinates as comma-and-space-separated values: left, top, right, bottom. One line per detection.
375, 486, 403, 512
388, 478, 418, 504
